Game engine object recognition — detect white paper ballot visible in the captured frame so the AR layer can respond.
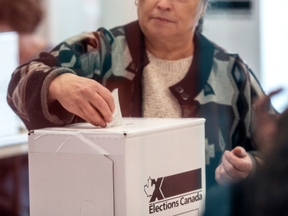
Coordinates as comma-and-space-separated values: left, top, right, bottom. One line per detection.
106, 89, 123, 128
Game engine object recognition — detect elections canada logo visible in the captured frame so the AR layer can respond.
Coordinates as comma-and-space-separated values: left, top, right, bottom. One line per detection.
144, 169, 203, 214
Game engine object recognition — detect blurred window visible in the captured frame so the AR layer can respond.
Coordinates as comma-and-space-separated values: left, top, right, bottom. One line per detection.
261, 0, 288, 112
0, 32, 20, 138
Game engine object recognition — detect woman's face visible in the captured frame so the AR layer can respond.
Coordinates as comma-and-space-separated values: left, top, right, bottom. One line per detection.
138, 0, 206, 41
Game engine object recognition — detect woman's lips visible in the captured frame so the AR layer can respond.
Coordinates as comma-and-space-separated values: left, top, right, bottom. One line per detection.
152, 16, 173, 23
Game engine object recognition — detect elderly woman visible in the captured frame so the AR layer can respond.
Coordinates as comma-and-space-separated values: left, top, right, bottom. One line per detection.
7, 0, 275, 191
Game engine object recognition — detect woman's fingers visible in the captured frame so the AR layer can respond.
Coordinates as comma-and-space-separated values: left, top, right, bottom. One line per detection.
79, 105, 106, 127
215, 148, 252, 185
96, 83, 116, 114
73, 106, 100, 127
87, 88, 114, 124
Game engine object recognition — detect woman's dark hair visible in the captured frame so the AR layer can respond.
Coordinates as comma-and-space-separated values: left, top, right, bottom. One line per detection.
0, 0, 43, 33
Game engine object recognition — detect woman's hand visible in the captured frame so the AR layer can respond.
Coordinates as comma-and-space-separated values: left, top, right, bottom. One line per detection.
215, 146, 252, 185
48, 73, 115, 127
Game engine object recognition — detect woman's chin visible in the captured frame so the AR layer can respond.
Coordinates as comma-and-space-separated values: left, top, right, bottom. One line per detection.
147, 28, 176, 40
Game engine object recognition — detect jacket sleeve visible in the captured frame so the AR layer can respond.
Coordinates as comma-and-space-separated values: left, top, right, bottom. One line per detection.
7, 31, 109, 130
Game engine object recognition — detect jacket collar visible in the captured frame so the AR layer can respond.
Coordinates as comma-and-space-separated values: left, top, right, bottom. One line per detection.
169, 31, 215, 105
124, 21, 149, 71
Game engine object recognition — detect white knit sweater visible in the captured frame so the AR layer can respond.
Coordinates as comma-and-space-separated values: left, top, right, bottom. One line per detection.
142, 51, 193, 118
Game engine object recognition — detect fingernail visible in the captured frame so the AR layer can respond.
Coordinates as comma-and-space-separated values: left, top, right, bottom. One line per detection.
108, 117, 113, 123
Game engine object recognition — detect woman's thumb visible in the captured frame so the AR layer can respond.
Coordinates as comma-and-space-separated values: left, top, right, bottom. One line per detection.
232, 146, 247, 158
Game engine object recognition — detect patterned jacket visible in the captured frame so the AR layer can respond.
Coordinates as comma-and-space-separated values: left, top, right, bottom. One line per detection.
7, 21, 274, 190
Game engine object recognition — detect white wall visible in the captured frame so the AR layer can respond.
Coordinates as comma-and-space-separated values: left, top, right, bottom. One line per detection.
260, 0, 288, 112
40, 0, 102, 46
41, 0, 137, 45
101, 0, 137, 29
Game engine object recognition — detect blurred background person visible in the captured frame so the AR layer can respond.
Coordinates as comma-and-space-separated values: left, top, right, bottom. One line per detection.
0, 0, 49, 65
0, 0, 48, 215
243, 92, 288, 216
204, 91, 288, 216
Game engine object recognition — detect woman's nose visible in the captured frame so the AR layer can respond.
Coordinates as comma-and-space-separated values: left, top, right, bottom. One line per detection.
156, 0, 173, 11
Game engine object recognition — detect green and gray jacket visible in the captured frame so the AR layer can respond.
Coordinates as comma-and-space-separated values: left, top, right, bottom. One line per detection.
7, 21, 274, 190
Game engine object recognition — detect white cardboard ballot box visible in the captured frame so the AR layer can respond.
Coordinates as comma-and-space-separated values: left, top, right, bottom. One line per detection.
28, 118, 206, 216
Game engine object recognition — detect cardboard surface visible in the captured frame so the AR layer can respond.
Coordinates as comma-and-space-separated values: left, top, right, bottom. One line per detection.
29, 118, 206, 216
